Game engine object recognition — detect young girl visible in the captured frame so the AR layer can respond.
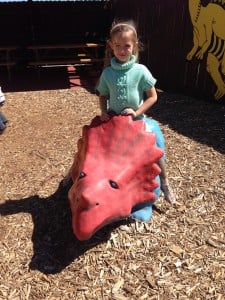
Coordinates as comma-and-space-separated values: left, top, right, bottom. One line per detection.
97, 20, 175, 204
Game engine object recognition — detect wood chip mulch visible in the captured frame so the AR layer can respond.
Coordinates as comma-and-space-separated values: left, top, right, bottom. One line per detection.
0, 87, 225, 300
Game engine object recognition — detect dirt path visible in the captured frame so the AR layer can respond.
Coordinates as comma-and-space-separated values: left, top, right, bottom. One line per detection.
0, 88, 224, 299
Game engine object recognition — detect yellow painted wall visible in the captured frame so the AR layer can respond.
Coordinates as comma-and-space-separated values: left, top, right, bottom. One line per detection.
187, 0, 225, 100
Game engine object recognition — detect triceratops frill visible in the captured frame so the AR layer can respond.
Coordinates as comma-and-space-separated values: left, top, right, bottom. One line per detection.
68, 115, 164, 241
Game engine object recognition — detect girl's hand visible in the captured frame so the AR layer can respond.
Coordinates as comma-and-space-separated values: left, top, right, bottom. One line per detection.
100, 112, 111, 122
121, 108, 137, 119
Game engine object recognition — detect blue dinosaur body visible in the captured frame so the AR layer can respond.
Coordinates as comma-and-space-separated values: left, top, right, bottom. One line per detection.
131, 117, 164, 221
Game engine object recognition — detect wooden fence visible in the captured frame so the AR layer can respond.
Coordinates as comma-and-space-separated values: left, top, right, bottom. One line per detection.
0, 0, 224, 101
112, 0, 225, 101
0, 1, 111, 80
0, 1, 111, 45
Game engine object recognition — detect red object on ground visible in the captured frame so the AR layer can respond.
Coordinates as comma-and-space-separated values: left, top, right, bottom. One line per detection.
68, 115, 163, 240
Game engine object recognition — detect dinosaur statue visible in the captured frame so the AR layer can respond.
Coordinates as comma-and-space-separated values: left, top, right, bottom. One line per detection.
68, 115, 164, 241
187, 0, 225, 100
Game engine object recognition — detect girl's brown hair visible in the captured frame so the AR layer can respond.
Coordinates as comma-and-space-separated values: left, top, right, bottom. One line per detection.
103, 20, 141, 68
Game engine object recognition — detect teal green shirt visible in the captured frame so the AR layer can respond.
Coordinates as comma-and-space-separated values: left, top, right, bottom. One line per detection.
97, 55, 156, 117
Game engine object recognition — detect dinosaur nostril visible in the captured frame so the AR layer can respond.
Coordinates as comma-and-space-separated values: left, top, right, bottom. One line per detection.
96, 203, 99, 206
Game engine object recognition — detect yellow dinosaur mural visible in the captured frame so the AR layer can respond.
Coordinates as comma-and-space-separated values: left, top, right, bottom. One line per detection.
187, 0, 225, 100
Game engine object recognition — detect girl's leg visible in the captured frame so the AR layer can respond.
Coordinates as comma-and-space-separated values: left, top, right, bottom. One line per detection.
0, 112, 8, 124
0, 112, 7, 131
158, 157, 175, 203
0, 120, 6, 131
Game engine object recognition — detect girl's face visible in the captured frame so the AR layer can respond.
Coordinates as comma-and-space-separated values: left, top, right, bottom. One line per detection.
110, 31, 135, 63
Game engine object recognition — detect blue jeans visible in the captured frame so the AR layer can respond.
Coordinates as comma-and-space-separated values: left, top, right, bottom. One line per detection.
0, 112, 8, 130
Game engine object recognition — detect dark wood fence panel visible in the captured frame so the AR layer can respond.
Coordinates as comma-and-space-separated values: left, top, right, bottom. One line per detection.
0, 4, 31, 46
0, 2, 111, 46
29, 2, 111, 44
0, 0, 224, 101
112, 0, 225, 101
0, 1, 111, 76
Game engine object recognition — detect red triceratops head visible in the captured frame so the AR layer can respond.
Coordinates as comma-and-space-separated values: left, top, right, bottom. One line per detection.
68, 115, 163, 240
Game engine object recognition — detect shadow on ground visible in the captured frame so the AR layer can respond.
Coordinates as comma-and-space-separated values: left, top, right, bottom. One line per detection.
148, 91, 225, 155
0, 182, 131, 274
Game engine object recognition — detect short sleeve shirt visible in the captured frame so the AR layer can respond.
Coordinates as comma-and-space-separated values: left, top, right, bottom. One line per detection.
97, 55, 156, 115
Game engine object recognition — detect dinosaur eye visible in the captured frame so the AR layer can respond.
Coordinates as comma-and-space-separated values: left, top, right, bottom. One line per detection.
78, 172, 86, 179
109, 180, 119, 189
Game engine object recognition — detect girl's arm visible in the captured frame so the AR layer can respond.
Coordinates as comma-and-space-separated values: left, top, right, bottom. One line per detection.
99, 94, 110, 121
136, 87, 157, 117
121, 87, 157, 118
